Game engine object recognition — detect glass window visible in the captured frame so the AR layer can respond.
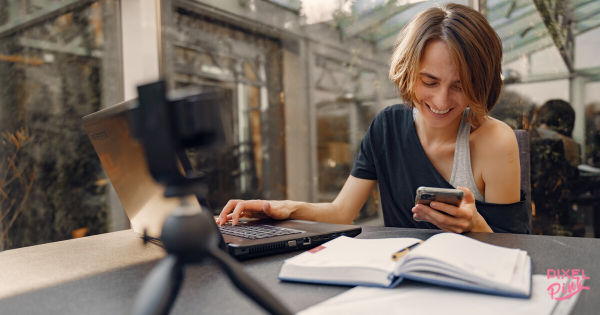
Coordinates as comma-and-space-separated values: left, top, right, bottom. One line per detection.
0, 1, 122, 249
167, 7, 286, 207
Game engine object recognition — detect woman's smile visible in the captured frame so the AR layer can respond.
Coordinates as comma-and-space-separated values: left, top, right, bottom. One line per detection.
425, 103, 453, 116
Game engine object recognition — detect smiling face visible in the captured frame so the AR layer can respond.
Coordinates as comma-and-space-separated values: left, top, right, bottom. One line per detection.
414, 40, 468, 129
390, 4, 504, 128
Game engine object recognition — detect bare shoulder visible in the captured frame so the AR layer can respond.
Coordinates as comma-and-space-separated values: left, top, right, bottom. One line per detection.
471, 117, 519, 157
471, 117, 521, 203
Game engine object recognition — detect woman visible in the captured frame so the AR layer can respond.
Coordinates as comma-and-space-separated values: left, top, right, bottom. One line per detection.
218, 3, 530, 234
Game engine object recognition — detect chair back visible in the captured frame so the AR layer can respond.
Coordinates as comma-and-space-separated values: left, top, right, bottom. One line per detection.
514, 130, 533, 233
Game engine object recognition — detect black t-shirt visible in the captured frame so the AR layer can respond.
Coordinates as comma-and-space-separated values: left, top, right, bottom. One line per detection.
351, 105, 531, 234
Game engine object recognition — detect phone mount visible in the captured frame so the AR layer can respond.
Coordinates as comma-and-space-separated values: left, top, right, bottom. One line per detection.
128, 81, 292, 315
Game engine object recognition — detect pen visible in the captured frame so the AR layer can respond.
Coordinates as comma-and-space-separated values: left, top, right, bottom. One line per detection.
391, 241, 423, 261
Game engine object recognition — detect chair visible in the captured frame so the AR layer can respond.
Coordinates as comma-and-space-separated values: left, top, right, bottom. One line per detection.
514, 130, 533, 233
529, 137, 581, 235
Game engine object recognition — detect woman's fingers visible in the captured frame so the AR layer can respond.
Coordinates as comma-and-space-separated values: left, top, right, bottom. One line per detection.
429, 201, 473, 222
429, 201, 459, 217
230, 203, 245, 225
225, 210, 270, 221
412, 204, 435, 222
457, 186, 476, 205
431, 209, 467, 232
413, 204, 469, 233
217, 200, 276, 225
230, 200, 271, 225
218, 199, 241, 225
223, 212, 264, 222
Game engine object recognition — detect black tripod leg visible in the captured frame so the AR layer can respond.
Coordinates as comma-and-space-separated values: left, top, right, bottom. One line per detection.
131, 255, 185, 315
210, 248, 293, 315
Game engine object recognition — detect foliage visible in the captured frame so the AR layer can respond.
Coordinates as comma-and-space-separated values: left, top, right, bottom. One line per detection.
0, 128, 35, 249
0, 3, 111, 248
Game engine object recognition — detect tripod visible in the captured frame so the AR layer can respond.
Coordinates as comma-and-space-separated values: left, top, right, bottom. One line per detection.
129, 81, 292, 315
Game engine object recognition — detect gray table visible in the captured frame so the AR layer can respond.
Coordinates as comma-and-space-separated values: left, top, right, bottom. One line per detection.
0, 227, 598, 314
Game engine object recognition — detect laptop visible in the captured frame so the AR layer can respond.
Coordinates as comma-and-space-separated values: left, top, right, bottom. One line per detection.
82, 100, 361, 259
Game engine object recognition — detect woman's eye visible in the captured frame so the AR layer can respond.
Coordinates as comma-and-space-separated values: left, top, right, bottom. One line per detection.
453, 86, 463, 92
422, 80, 436, 87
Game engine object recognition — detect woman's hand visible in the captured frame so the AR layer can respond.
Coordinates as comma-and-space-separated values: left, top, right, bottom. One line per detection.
216, 200, 294, 226
411, 187, 493, 233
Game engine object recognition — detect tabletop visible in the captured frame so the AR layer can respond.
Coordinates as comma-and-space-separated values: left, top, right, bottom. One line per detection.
0, 227, 598, 314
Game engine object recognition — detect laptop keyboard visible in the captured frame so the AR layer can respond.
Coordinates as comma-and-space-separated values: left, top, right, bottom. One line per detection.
218, 222, 305, 240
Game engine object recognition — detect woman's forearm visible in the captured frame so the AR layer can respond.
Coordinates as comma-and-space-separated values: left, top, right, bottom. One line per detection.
286, 177, 377, 225
288, 201, 353, 225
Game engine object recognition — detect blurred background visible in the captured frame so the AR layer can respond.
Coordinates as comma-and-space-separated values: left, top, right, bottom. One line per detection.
1, 0, 599, 250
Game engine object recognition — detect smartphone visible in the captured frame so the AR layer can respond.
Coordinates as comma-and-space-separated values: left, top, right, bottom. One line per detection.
413, 187, 465, 222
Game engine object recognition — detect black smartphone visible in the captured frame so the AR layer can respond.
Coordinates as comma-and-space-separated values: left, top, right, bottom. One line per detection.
413, 187, 465, 222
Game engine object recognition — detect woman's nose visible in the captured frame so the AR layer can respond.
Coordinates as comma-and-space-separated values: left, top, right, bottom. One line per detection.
431, 88, 451, 110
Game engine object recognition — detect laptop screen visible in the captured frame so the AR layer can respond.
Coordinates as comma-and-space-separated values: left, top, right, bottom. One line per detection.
83, 100, 200, 237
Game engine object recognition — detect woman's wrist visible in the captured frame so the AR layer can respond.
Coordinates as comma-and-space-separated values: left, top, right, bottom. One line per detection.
470, 213, 493, 233
287, 201, 342, 223
286, 201, 313, 221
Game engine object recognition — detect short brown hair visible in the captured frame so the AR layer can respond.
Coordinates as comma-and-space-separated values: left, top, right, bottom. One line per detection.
389, 3, 503, 127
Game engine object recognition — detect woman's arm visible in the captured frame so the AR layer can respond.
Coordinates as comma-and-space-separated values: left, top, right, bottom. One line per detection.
412, 120, 521, 233
217, 176, 377, 226
480, 122, 521, 204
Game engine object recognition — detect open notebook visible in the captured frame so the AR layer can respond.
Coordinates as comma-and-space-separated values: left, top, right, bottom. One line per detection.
279, 233, 532, 298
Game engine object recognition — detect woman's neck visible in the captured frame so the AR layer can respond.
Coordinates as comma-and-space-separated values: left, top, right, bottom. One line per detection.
414, 109, 464, 147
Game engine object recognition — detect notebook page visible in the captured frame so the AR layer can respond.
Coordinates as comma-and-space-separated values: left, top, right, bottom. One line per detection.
510, 251, 531, 294
298, 275, 562, 315
400, 233, 522, 286
283, 236, 422, 274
